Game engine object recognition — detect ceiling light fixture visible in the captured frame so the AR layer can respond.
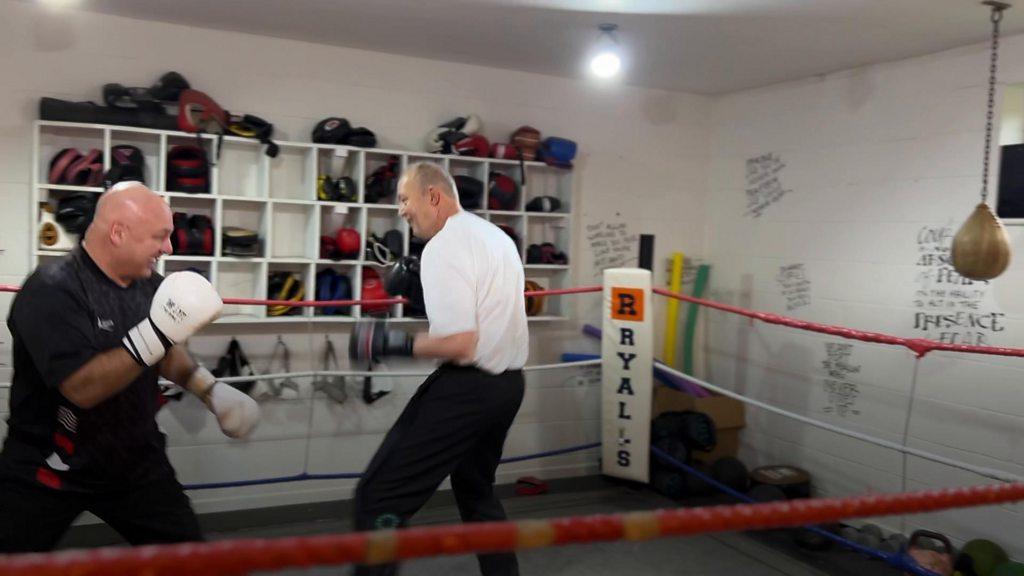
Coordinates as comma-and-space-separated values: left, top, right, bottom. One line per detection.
39, 0, 81, 9
590, 23, 622, 79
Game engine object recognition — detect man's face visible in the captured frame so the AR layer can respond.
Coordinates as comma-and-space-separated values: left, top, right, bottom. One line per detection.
122, 202, 173, 279
398, 177, 438, 240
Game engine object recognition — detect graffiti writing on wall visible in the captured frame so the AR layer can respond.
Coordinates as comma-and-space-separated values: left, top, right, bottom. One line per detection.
912, 225, 1002, 346
745, 153, 790, 217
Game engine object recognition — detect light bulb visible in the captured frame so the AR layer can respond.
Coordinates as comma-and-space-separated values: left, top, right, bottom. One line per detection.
39, 0, 81, 8
589, 23, 622, 79
590, 51, 621, 78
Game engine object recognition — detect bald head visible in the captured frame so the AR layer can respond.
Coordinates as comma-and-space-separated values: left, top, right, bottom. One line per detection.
398, 163, 463, 240
401, 162, 459, 201
90, 181, 167, 233
83, 181, 174, 285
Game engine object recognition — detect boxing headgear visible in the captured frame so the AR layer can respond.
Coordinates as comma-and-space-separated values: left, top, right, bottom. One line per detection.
511, 126, 541, 160
488, 172, 519, 211
177, 89, 228, 136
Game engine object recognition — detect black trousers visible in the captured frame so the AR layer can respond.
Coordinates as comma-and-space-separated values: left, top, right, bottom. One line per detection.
354, 364, 525, 576
0, 473, 203, 552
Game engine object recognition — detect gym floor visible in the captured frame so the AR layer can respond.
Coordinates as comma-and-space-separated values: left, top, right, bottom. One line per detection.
59, 477, 904, 575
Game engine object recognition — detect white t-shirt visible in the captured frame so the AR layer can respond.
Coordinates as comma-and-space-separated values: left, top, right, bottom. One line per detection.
420, 210, 529, 373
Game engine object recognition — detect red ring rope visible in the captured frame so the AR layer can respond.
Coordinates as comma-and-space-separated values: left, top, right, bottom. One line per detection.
1, 281, 1020, 358
654, 287, 1024, 359
0, 285, 599, 310
3, 482, 1022, 575
224, 296, 407, 307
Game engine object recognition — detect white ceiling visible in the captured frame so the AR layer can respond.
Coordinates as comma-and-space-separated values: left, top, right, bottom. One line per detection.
43, 0, 1024, 94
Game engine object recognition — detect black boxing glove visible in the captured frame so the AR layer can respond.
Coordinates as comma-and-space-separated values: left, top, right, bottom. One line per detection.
349, 320, 414, 363
383, 255, 420, 297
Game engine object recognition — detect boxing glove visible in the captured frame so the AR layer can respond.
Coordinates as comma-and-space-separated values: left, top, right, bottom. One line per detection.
349, 320, 414, 363
383, 255, 420, 297
122, 271, 223, 367
188, 366, 260, 438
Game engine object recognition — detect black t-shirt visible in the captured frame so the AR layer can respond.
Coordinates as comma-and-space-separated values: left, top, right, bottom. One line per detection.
0, 247, 174, 493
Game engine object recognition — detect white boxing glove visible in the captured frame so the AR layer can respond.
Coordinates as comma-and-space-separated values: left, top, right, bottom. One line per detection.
123, 272, 223, 367
188, 366, 260, 439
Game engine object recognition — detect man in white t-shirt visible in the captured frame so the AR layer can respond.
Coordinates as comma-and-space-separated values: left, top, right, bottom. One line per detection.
348, 162, 528, 576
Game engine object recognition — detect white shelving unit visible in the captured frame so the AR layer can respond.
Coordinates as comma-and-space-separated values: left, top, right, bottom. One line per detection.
32, 120, 575, 323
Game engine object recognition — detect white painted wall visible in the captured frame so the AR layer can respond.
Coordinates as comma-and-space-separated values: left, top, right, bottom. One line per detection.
706, 36, 1024, 555
0, 1, 710, 516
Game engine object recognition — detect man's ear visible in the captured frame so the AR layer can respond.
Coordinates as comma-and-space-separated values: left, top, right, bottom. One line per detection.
428, 185, 441, 206
110, 222, 126, 246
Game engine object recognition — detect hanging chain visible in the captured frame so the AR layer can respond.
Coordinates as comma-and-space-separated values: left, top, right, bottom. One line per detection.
981, 2, 1008, 203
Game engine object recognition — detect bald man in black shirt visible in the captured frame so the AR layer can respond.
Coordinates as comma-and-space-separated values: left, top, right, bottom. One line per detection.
0, 182, 259, 552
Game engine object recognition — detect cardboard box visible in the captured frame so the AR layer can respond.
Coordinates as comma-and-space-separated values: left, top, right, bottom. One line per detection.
653, 386, 746, 464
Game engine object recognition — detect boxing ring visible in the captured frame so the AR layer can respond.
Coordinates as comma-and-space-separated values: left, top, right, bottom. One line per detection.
1, 267, 1024, 576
